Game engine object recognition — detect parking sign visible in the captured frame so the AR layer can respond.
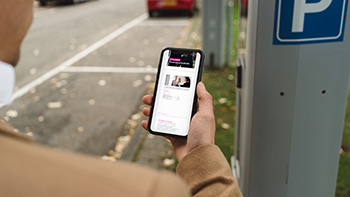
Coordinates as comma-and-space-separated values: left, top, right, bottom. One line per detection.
274, 0, 349, 44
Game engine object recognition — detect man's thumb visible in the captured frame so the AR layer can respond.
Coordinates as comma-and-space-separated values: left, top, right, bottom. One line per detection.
196, 82, 213, 113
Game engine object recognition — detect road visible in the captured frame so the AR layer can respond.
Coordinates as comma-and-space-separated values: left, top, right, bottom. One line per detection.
0, 0, 191, 156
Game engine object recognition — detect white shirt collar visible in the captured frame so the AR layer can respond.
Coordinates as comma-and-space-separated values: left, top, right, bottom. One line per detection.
0, 60, 15, 105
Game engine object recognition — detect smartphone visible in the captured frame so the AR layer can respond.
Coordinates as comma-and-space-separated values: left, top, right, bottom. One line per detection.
148, 47, 205, 138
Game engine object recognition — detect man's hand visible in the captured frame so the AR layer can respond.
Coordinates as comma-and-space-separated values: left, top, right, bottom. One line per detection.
0, 0, 34, 66
141, 82, 216, 162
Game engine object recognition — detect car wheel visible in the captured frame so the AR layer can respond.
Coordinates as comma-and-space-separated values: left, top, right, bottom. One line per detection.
39, 0, 47, 6
149, 10, 158, 17
188, 10, 194, 17
71, 0, 82, 4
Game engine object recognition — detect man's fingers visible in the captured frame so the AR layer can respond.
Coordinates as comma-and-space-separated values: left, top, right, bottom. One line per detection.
196, 82, 213, 114
141, 120, 148, 130
143, 107, 151, 117
142, 95, 153, 106
141, 95, 152, 130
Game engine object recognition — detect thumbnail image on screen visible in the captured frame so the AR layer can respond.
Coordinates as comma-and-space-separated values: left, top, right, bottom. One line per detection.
167, 50, 197, 68
165, 74, 191, 88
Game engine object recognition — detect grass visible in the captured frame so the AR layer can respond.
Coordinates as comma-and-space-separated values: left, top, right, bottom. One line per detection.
202, 67, 237, 162
200, 2, 240, 163
337, 154, 350, 197
337, 90, 350, 196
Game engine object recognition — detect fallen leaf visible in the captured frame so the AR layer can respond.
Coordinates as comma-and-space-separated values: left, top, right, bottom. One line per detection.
77, 127, 84, 133
26, 132, 33, 137
59, 73, 69, 79
221, 123, 231, 129
131, 113, 141, 120
60, 88, 68, 94
98, 80, 107, 86
33, 49, 40, 56
30, 68, 37, 75
163, 158, 175, 167
133, 80, 143, 87
88, 99, 95, 106
55, 82, 62, 88
34, 96, 40, 102
129, 57, 136, 63
101, 155, 116, 162
228, 74, 235, 81
138, 61, 144, 66
220, 107, 227, 113
38, 116, 44, 122
51, 78, 57, 84
48, 102, 62, 109
218, 98, 227, 104
6, 110, 18, 118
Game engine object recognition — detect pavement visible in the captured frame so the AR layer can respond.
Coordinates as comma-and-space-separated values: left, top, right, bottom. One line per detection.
0, 0, 199, 171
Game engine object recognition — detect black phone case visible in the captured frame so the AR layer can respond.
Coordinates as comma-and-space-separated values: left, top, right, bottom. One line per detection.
147, 47, 205, 138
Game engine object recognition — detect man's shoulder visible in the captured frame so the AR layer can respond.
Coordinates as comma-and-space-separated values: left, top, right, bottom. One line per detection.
0, 132, 189, 197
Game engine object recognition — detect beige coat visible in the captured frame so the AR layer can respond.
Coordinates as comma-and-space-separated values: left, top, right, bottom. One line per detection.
0, 118, 242, 196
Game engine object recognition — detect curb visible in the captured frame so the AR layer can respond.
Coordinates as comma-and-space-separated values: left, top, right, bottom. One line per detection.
120, 116, 148, 161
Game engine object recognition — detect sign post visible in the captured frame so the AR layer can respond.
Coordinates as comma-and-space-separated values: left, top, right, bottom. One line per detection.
202, 0, 225, 69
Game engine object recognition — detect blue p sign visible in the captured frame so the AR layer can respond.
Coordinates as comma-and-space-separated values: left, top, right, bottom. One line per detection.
274, 0, 349, 44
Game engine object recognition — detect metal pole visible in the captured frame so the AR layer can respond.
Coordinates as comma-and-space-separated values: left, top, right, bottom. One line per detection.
226, 0, 233, 67
202, 0, 225, 69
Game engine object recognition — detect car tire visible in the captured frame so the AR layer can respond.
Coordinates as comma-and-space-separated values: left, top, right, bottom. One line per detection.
70, 0, 82, 4
149, 10, 158, 17
188, 10, 194, 17
39, 0, 47, 6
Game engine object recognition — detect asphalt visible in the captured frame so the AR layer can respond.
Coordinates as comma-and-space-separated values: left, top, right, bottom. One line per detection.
0, 0, 194, 163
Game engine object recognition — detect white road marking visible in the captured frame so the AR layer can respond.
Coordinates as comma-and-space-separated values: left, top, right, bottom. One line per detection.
64, 66, 157, 73
6, 13, 149, 108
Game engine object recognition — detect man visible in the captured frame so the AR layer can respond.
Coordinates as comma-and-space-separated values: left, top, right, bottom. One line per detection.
171, 76, 178, 86
177, 77, 182, 86
0, 0, 242, 196
181, 77, 191, 88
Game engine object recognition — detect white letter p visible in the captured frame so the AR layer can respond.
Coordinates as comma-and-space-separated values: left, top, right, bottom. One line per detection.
292, 0, 332, 32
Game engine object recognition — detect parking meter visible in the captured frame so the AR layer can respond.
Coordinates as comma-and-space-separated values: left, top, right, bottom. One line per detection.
232, 0, 350, 196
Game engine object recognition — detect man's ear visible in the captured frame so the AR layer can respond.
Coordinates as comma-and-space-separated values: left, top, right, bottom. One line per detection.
0, 0, 34, 66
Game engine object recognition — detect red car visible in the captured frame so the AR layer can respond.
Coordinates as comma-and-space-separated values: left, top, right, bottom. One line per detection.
147, 0, 196, 17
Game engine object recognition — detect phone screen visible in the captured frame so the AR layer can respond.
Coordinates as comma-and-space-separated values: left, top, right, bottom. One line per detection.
149, 48, 204, 137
